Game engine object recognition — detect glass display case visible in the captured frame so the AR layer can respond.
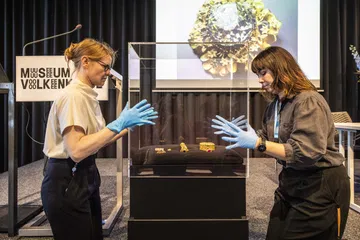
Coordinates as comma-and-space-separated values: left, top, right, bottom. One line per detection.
127, 42, 252, 240
128, 42, 254, 178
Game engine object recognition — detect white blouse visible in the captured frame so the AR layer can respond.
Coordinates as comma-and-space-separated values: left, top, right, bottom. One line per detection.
43, 79, 106, 159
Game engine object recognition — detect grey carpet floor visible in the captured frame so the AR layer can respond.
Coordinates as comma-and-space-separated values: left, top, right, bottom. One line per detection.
0, 158, 359, 240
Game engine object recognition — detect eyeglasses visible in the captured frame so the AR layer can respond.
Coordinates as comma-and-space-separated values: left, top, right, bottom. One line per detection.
96, 60, 111, 72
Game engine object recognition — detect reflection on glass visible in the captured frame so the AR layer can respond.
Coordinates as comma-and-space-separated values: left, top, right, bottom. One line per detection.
128, 43, 251, 178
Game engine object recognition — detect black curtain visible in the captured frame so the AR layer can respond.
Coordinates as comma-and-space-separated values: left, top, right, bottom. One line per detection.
0, 0, 155, 172
322, 0, 360, 121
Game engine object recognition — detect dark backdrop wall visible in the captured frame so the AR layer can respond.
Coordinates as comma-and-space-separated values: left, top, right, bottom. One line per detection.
0, 0, 155, 172
322, 0, 360, 121
0, 0, 360, 172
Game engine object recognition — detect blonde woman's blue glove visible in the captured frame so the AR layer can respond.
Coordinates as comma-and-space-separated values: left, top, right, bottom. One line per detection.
211, 115, 258, 150
107, 99, 158, 133
128, 110, 158, 131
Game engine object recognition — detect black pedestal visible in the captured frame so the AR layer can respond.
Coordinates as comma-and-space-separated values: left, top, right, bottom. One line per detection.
128, 172, 248, 240
128, 218, 249, 240
0, 205, 43, 232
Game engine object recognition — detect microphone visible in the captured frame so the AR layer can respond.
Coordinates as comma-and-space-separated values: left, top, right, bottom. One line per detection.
22, 24, 82, 56
110, 68, 123, 81
109, 68, 123, 91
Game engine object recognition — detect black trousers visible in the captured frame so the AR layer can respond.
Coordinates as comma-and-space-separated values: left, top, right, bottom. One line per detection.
266, 165, 350, 240
41, 155, 103, 240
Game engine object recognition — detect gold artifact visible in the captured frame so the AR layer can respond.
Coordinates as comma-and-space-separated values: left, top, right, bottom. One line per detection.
199, 142, 215, 152
155, 148, 166, 154
188, 0, 282, 76
180, 142, 189, 152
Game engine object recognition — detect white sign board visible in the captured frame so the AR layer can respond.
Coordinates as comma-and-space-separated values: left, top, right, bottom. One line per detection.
16, 56, 109, 102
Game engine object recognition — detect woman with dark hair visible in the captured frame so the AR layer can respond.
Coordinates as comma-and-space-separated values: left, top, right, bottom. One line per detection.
41, 38, 158, 240
212, 46, 350, 240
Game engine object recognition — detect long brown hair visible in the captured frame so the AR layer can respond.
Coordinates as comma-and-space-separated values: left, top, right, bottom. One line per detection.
251, 46, 316, 101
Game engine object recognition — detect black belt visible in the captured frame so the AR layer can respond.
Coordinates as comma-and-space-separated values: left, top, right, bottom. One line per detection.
49, 154, 96, 176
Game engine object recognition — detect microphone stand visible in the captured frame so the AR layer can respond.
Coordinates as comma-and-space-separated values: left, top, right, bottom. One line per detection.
22, 24, 82, 56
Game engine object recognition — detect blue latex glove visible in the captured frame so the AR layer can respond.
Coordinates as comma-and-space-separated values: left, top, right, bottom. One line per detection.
213, 115, 247, 135
211, 115, 258, 150
107, 99, 158, 133
128, 110, 158, 131
130, 109, 158, 130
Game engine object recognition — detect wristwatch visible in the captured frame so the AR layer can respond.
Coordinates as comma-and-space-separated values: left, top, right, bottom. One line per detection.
257, 137, 267, 152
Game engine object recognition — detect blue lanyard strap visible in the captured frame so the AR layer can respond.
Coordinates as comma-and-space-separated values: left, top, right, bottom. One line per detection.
72, 163, 78, 176
274, 100, 281, 139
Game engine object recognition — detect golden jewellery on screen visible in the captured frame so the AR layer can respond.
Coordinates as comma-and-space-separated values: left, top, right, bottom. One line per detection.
188, 0, 282, 77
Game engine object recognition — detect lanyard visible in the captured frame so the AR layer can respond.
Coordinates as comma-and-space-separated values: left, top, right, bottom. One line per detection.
274, 100, 281, 139
72, 163, 78, 176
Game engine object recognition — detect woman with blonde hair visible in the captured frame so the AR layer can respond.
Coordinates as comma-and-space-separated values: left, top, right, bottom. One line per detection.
41, 38, 157, 240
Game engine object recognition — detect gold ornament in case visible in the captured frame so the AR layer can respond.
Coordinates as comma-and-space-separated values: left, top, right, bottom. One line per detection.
180, 142, 189, 152
199, 142, 216, 152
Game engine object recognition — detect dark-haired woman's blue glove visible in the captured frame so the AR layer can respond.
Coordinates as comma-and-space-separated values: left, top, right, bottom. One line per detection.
211, 115, 258, 150
213, 115, 248, 135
